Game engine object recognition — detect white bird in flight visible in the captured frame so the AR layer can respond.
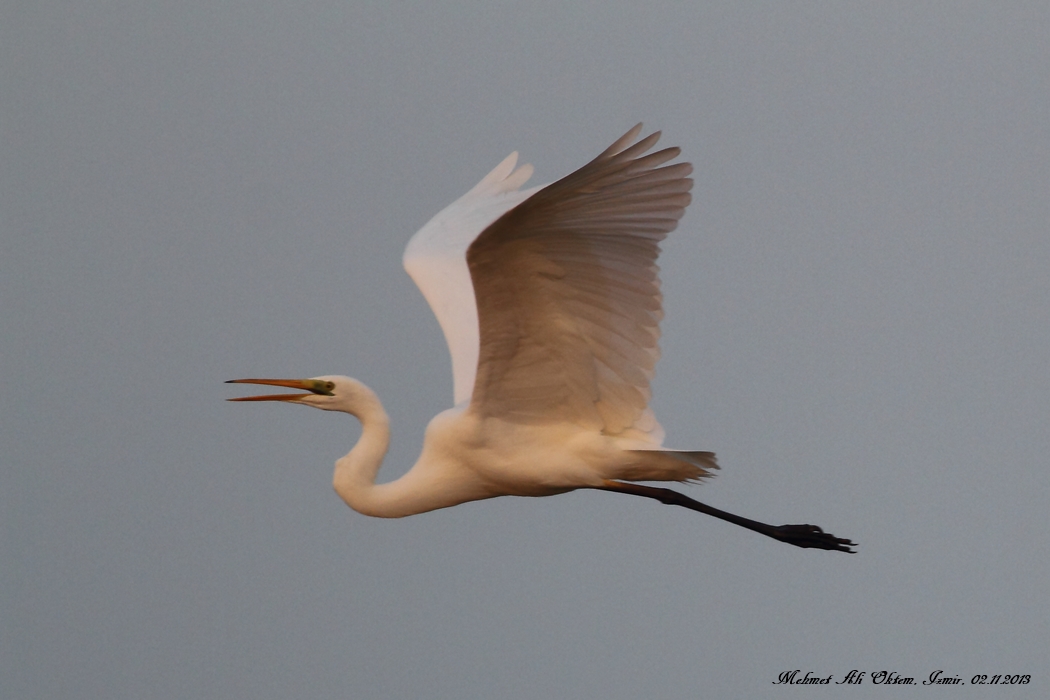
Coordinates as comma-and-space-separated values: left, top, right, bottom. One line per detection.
228, 125, 854, 552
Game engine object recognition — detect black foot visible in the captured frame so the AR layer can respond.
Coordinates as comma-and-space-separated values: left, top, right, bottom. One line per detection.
771, 524, 856, 553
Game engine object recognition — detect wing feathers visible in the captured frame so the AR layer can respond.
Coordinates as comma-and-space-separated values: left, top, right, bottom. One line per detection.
404, 152, 543, 405
466, 127, 692, 440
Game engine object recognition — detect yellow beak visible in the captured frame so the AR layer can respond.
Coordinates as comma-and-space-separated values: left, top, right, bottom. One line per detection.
225, 378, 327, 402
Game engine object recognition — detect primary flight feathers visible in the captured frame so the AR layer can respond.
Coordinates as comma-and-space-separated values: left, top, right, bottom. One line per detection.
407, 123, 688, 442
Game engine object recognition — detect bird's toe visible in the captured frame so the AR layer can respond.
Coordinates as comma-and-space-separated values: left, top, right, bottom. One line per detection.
772, 524, 856, 553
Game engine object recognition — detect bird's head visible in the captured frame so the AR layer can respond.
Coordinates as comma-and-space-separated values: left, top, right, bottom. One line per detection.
226, 375, 376, 414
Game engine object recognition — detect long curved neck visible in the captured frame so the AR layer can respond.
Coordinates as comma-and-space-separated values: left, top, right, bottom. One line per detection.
331, 388, 469, 518
330, 386, 390, 513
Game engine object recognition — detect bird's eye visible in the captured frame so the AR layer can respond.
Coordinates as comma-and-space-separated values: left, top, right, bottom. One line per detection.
325, 381, 335, 391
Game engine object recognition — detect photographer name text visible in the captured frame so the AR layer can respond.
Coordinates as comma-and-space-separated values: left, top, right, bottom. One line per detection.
774, 670, 1031, 686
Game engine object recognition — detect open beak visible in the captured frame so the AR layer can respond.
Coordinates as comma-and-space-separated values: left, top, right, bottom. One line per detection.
225, 378, 330, 402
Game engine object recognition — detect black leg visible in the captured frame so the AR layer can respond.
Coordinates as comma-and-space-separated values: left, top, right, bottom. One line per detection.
590, 480, 856, 553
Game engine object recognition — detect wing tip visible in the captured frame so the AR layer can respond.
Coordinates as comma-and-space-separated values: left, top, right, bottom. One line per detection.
472, 151, 519, 191
470, 151, 534, 196
602, 123, 648, 158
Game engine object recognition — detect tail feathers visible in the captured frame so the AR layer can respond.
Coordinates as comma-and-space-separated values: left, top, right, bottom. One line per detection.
621, 450, 720, 484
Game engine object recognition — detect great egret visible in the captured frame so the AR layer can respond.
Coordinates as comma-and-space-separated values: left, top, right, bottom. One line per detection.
228, 125, 855, 552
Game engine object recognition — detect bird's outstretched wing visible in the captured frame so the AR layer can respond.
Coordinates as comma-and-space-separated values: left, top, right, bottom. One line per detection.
467, 125, 692, 442
403, 152, 543, 406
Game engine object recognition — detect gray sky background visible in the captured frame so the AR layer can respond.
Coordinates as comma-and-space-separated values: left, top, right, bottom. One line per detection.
3, 2, 1048, 698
